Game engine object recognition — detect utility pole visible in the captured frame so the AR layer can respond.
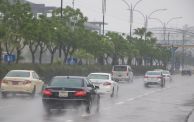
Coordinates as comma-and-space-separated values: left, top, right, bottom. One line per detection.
122, 0, 143, 37
59, 0, 63, 58
182, 31, 185, 70
102, 0, 106, 36
72, 0, 75, 9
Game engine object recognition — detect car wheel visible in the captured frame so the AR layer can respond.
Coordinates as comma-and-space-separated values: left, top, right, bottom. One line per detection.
96, 95, 100, 113
110, 88, 114, 98
1, 92, 7, 98
116, 86, 119, 96
43, 105, 51, 114
144, 83, 148, 88
131, 76, 134, 82
86, 100, 92, 114
161, 80, 165, 88
30, 87, 36, 97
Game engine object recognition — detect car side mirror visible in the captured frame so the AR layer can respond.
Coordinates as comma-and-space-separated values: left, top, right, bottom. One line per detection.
87, 84, 94, 88
94, 86, 99, 89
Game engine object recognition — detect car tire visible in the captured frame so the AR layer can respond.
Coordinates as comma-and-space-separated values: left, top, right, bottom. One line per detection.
131, 76, 134, 82
86, 100, 92, 114
144, 83, 148, 88
30, 87, 36, 97
110, 88, 114, 98
116, 86, 119, 96
161, 80, 165, 88
1, 92, 7, 98
43, 105, 51, 114
96, 96, 100, 113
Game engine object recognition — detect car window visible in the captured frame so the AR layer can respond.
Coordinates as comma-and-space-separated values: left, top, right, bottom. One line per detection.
113, 66, 127, 71
146, 71, 162, 76
163, 71, 170, 74
6, 71, 30, 78
88, 74, 109, 80
32, 72, 39, 79
49, 77, 84, 88
32, 72, 38, 79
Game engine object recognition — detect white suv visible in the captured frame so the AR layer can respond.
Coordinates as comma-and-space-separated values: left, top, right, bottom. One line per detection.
112, 65, 133, 82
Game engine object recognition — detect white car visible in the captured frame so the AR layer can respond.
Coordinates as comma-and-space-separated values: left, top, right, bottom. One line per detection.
162, 70, 172, 81
144, 71, 165, 88
112, 65, 133, 82
0, 70, 44, 97
88, 73, 119, 97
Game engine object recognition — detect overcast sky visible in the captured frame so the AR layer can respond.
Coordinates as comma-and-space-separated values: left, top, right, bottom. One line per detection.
27, 0, 194, 33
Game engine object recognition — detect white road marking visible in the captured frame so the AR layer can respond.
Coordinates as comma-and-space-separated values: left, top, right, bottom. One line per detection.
81, 114, 90, 117
115, 101, 125, 105
127, 98, 135, 101
66, 120, 73, 122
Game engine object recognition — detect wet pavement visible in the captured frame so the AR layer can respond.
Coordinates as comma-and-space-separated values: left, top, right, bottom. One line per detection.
0, 75, 194, 122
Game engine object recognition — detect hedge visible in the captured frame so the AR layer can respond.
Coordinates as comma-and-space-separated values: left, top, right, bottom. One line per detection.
0, 64, 165, 82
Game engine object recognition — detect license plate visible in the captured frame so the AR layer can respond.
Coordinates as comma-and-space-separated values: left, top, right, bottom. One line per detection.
12, 81, 19, 85
59, 91, 68, 97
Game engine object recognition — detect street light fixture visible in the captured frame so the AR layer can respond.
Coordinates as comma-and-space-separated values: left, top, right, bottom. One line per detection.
131, 8, 167, 29
149, 16, 182, 41
122, 0, 143, 37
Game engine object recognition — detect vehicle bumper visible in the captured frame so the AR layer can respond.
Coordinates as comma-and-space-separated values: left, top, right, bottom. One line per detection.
1, 84, 34, 94
113, 77, 129, 81
144, 80, 162, 85
97, 86, 112, 94
42, 98, 88, 109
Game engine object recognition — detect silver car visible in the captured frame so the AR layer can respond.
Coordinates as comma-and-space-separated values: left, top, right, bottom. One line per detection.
144, 71, 165, 88
112, 65, 133, 82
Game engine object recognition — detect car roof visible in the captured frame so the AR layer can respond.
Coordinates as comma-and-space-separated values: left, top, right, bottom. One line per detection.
113, 65, 129, 67
146, 71, 162, 73
89, 73, 111, 75
9, 70, 34, 72
53, 76, 86, 79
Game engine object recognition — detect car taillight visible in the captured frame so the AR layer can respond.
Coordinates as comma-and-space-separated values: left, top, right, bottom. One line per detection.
144, 76, 148, 78
23, 80, 31, 85
126, 72, 129, 76
157, 76, 162, 79
2, 80, 8, 84
42, 89, 52, 97
74, 90, 87, 97
103, 82, 111, 86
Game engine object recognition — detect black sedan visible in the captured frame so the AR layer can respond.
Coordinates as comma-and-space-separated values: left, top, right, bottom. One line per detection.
42, 76, 100, 114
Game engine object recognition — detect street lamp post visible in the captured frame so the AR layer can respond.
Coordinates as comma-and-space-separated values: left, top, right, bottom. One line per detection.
61, 0, 63, 18
59, 0, 63, 58
149, 17, 182, 72
149, 17, 182, 41
122, 0, 143, 37
102, 0, 106, 36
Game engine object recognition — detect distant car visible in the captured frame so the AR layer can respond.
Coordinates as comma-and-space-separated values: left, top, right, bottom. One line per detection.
0, 70, 44, 98
88, 73, 119, 97
42, 76, 100, 114
112, 65, 133, 82
144, 71, 165, 88
181, 70, 192, 76
162, 70, 172, 81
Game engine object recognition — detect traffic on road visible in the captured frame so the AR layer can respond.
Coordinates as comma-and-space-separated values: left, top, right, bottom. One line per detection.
0, 68, 194, 122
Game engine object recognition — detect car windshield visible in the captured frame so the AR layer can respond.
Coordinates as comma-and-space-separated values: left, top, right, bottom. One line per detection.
163, 71, 170, 74
113, 66, 127, 71
88, 74, 109, 80
49, 77, 84, 88
146, 71, 161, 76
6, 71, 30, 78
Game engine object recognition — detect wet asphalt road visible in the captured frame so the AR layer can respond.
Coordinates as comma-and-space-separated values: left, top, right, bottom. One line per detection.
0, 75, 194, 122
